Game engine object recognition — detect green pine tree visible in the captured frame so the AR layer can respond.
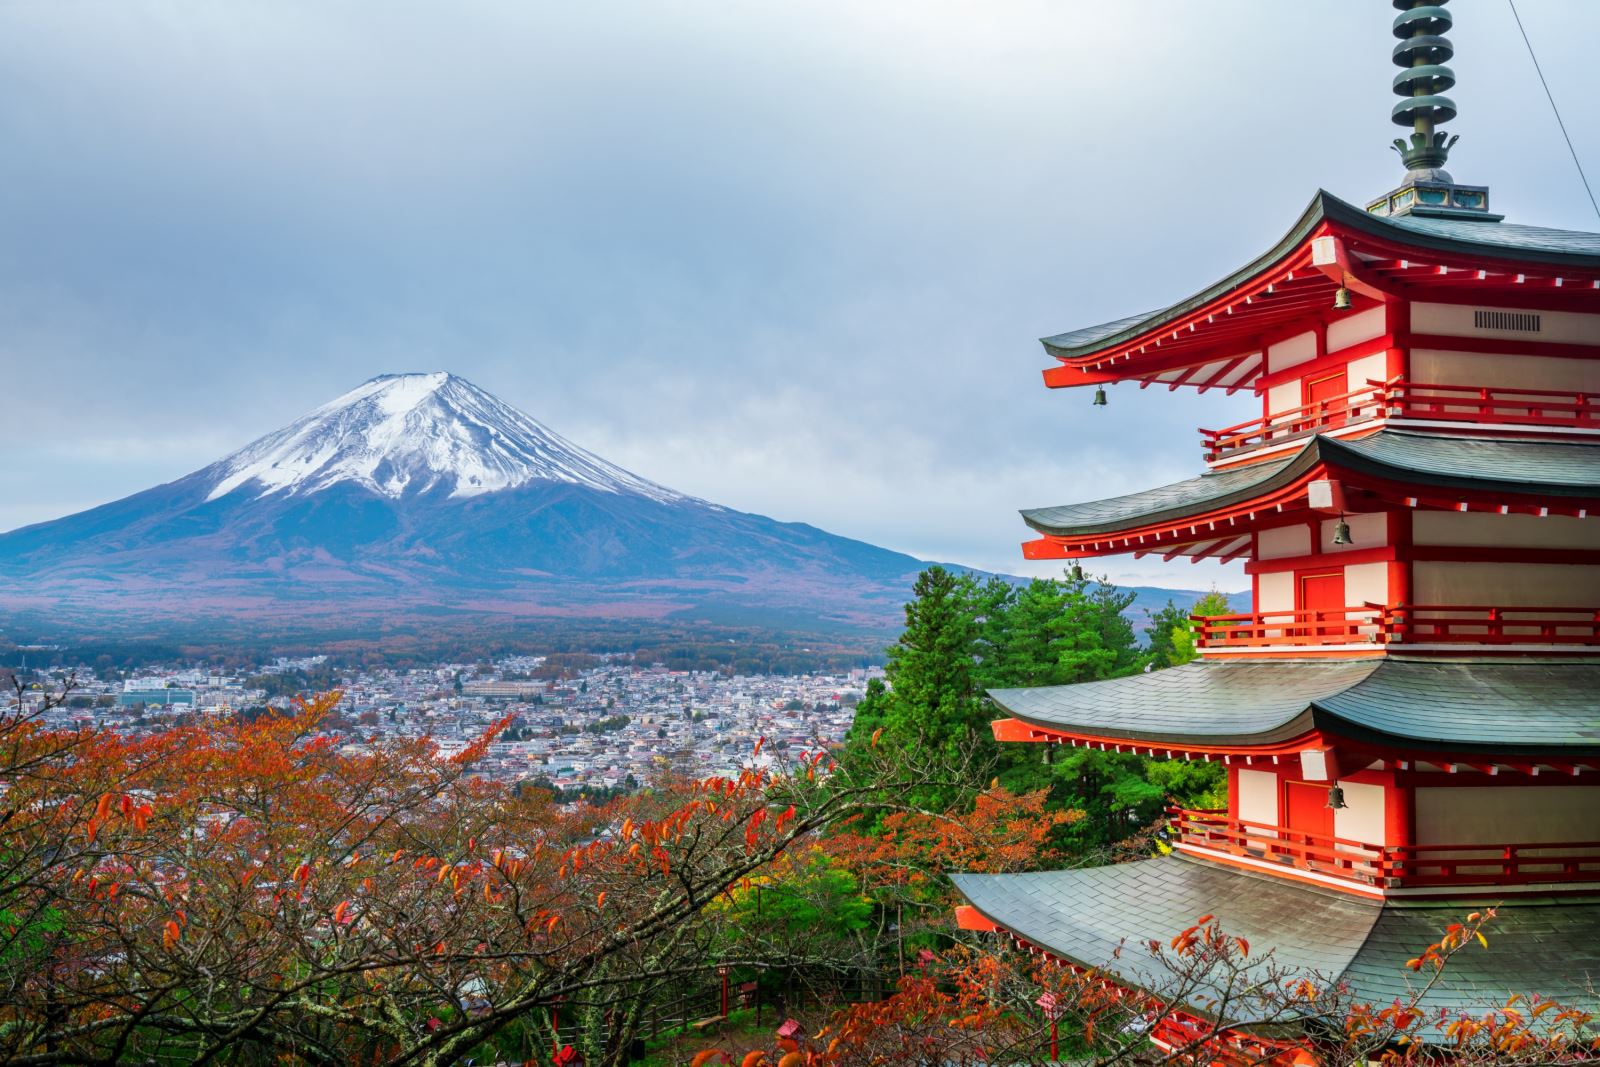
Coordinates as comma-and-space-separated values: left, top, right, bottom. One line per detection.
845, 566, 1000, 810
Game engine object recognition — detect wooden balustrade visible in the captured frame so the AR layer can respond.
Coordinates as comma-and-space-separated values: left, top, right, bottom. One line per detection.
1191, 607, 1382, 648
1168, 808, 1600, 889
1192, 605, 1600, 650
1198, 377, 1600, 462
1383, 605, 1600, 645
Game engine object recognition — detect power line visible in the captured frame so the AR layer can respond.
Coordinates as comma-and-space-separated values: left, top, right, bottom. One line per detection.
1507, 0, 1600, 222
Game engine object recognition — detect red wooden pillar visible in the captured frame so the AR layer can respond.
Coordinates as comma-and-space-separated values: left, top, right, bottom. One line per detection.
1384, 297, 1410, 383
1385, 770, 1414, 884
1387, 509, 1413, 612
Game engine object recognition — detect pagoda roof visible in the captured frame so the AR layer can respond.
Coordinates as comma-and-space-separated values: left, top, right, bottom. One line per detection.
1040, 191, 1600, 390
1021, 430, 1600, 540
952, 856, 1600, 1039
989, 660, 1600, 757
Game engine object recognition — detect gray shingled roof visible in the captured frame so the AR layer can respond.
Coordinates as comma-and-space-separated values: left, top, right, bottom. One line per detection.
1041, 191, 1600, 362
1042, 310, 1163, 354
989, 661, 1376, 746
953, 857, 1600, 1042
989, 660, 1600, 755
1386, 212, 1600, 258
1326, 431, 1600, 498
1020, 431, 1600, 538
1344, 898, 1600, 1018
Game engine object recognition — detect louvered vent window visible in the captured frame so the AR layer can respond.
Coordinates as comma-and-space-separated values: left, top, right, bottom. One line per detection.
1473, 309, 1542, 332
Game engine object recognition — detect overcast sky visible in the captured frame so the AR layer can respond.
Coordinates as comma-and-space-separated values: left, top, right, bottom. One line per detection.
2, 1, 1597, 590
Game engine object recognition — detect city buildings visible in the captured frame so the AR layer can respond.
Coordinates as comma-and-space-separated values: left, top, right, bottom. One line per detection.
30, 657, 876, 794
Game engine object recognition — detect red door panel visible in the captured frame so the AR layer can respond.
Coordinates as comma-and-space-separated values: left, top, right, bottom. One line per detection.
1284, 781, 1333, 841
1298, 571, 1345, 637
1304, 371, 1346, 406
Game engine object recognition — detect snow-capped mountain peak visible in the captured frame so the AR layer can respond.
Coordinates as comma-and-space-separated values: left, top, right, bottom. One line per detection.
202, 372, 687, 504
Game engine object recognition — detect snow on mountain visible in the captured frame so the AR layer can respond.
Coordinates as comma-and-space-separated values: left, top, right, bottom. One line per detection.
203, 372, 689, 505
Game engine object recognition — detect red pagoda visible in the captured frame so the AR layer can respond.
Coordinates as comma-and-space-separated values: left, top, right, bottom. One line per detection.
952, 0, 1600, 1057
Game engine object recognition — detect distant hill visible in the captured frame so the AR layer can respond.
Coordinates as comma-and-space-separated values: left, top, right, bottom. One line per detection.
0, 372, 1244, 652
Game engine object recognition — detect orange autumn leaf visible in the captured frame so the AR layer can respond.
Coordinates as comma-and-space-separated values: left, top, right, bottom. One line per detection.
162, 920, 181, 950
740, 1053, 767, 1067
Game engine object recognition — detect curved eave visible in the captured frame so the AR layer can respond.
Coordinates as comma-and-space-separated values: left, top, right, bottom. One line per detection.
988, 660, 1374, 752
989, 661, 1600, 759
1021, 431, 1600, 543
1020, 446, 1309, 540
1040, 190, 1600, 379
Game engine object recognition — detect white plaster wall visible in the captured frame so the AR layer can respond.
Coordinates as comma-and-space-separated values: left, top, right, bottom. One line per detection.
1415, 786, 1599, 844
1413, 511, 1599, 550
1258, 526, 1312, 560
1333, 780, 1386, 846
1344, 562, 1389, 607
1318, 513, 1387, 553
1410, 350, 1600, 393
1267, 380, 1302, 419
1328, 306, 1386, 352
1267, 331, 1319, 373
1256, 571, 1295, 613
1237, 769, 1279, 827
1413, 562, 1600, 607
1411, 302, 1600, 345
1346, 351, 1388, 394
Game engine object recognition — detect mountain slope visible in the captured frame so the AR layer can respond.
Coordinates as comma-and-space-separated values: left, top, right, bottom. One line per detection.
0, 373, 931, 633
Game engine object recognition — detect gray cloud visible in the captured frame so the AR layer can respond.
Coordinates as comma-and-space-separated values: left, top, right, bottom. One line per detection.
2, 0, 1597, 589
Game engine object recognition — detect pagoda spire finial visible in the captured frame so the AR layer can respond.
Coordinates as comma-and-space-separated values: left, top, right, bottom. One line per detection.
1390, 0, 1459, 175
1368, 0, 1498, 220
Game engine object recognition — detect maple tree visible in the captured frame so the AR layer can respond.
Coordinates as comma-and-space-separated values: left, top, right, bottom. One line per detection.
0, 679, 978, 1066
698, 910, 1597, 1067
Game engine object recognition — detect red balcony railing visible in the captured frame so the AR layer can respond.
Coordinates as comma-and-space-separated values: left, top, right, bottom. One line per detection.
1192, 605, 1600, 650
1168, 808, 1600, 890
1191, 607, 1383, 648
1199, 378, 1600, 462
1200, 384, 1385, 461
1385, 605, 1600, 646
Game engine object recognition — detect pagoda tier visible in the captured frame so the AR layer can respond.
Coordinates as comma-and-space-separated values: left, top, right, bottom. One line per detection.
1022, 430, 1600, 657
951, 858, 1600, 1050
987, 662, 1600, 898
1038, 191, 1600, 394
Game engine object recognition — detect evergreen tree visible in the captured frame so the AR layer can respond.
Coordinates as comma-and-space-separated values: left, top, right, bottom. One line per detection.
845, 566, 998, 810
1147, 589, 1232, 668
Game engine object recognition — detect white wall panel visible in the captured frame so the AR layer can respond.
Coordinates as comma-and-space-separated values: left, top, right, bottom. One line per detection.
1267, 331, 1318, 374
1333, 781, 1386, 845
1257, 571, 1295, 613
1411, 303, 1600, 345
1328, 307, 1386, 352
1413, 563, 1600, 607
1415, 786, 1599, 844
1237, 769, 1279, 827
1413, 511, 1598, 549
1258, 526, 1312, 560
1410, 349, 1600, 393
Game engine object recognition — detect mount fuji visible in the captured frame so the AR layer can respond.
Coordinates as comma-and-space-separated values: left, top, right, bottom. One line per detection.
0, 373, 933, 639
